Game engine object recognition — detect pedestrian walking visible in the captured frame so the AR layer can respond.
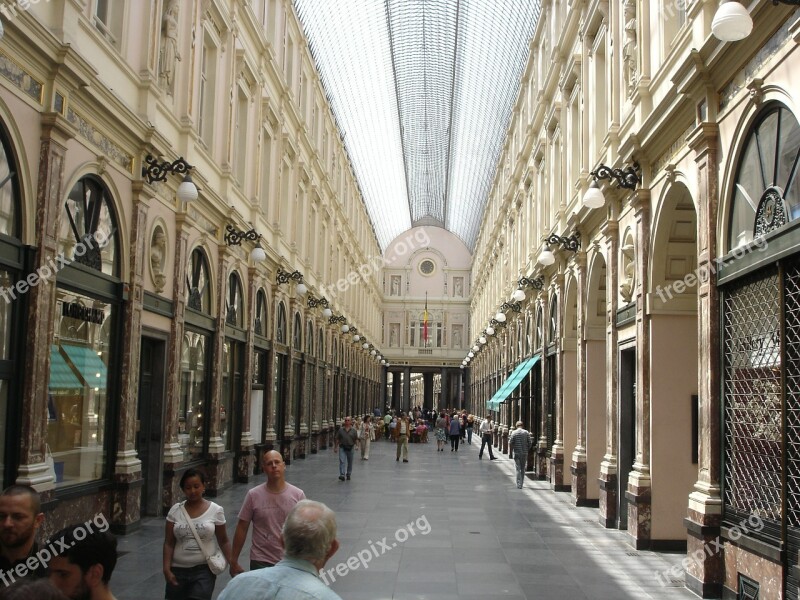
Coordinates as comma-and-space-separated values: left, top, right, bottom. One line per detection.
163, 469, 232, 600
334, 417, 358, 481
508, 421, 534, 488
478, 416, 497, 460
229, 451, 305, 573
360, 415, 373, 460
449, 412, 461, 452
394, 413, 411, 462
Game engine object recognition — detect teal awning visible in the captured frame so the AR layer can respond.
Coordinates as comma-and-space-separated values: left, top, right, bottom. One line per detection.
61, 344, 108, 390
49, 345, 82, 391
486, 355, 540, 410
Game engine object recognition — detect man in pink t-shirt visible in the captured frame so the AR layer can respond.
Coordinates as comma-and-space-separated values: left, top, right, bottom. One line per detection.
229, 450, 305, 575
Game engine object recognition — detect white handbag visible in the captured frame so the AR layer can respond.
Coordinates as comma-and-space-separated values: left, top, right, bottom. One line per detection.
179, 503, 227, 575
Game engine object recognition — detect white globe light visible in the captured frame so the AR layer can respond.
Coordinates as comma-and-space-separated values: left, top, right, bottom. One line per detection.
472, 345, 479, 352
353, 334, 360, 342
486, 326, 495, 336
362, 342, 369, 349
377, 355, 382, 361
341, 324, 350, 333
512, 289, 526, 302
479, 336, 487, 344
250, 243, 267, 263
177, 174, 198, 202
296, 282, 308, 295
462, 360, 467, 365
460, 365, 465, 369
582, 180, 605, 209
381, 359, 386, 365
495, 312, 506, 323
371, 349, 377, 356
322, 307, 332, 318
468, 351, 474, 358
538, 247, 555, 266
711, 0, 753, 42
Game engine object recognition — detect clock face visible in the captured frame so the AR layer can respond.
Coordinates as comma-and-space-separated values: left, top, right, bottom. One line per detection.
419, 259, 435, 275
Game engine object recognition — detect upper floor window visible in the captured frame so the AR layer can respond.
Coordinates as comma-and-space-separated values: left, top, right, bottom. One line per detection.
199, 36, 218, 148
94, 0, 124, 47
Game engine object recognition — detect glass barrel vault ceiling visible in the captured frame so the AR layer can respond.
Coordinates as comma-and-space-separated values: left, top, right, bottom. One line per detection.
294, 0, 541, 251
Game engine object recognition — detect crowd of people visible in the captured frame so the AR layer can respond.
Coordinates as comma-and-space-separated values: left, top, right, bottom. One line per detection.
0, 408, 519, 600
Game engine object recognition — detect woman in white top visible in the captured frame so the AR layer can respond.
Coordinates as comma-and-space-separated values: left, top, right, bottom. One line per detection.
360, 415, 373, 460
163, 468, 232, 600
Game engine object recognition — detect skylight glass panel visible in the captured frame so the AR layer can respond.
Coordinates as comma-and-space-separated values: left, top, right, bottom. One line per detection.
294, 0, 411, 250
295, 0, 540, 251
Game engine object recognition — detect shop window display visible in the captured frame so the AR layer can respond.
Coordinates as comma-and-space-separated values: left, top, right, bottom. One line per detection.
47, 290, 112, 486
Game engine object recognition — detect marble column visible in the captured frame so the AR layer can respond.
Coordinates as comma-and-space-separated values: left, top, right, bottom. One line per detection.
16, 113, 72, 496
572, 249, 589, 504
110, 182, 149, 532
627, 188, 653, 548
162, 215, 190, 509
684, 122, 724, 598
550, 272, 567, 491
599, 218, 620, 528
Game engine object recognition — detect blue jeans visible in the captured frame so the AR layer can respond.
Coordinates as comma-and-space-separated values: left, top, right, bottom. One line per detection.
466, 427, 473, 444
339, 446, 353, 476
165, 564, 215, 600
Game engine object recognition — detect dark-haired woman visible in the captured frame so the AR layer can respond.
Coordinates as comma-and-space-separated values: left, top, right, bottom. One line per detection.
163, 469, 232, 600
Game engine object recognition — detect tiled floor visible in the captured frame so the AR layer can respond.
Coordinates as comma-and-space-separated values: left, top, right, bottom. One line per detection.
114, 438, 698, 599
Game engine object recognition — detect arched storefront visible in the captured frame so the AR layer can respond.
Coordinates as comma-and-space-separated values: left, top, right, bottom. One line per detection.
718, 102, 800, 597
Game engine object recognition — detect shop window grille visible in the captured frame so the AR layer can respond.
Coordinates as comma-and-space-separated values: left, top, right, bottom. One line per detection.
723, 267, 781, 522
737, 574, 759, 600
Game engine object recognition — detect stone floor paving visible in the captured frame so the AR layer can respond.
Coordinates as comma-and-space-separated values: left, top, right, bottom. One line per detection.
113, 438, 699, 599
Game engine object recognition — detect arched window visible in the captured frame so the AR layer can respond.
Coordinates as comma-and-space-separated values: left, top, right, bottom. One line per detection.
186, 248, 212, 313
292, 313, 302, 351
60, 177, 119, 276
727, 103, 800, 251
0, 128, 20, 237
535, 306, 543, 351
318, 327, 325, 359
305, 320, 314, 354
549, 296, 558, 344
254, 289, 268, 336
276, 302, 287, 344
226, 272, 244, 327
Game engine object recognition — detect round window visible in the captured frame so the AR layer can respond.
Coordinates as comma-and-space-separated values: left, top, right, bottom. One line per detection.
419, 259, 435, 276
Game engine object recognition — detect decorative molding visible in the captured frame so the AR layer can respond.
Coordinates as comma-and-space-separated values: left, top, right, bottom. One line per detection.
66, 108, 133, 172
0, 50, 43, 104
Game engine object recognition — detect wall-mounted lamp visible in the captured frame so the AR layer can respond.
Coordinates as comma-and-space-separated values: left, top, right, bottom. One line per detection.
711, 0, 757, 41
479, 336, 487, 344
307, 295, 331, 318
583, 162, 641, 209
329, 315, 347, 330
538, 232, 580, 266
485, 326, 495, 336
276, 268, 307, 295
513, 275, 545, 302
142, 155, 198, 202
224, 225, 266, 262
499, 301, 522, 314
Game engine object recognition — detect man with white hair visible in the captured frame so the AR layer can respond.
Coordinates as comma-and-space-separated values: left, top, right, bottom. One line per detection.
218, 500, 342, 600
